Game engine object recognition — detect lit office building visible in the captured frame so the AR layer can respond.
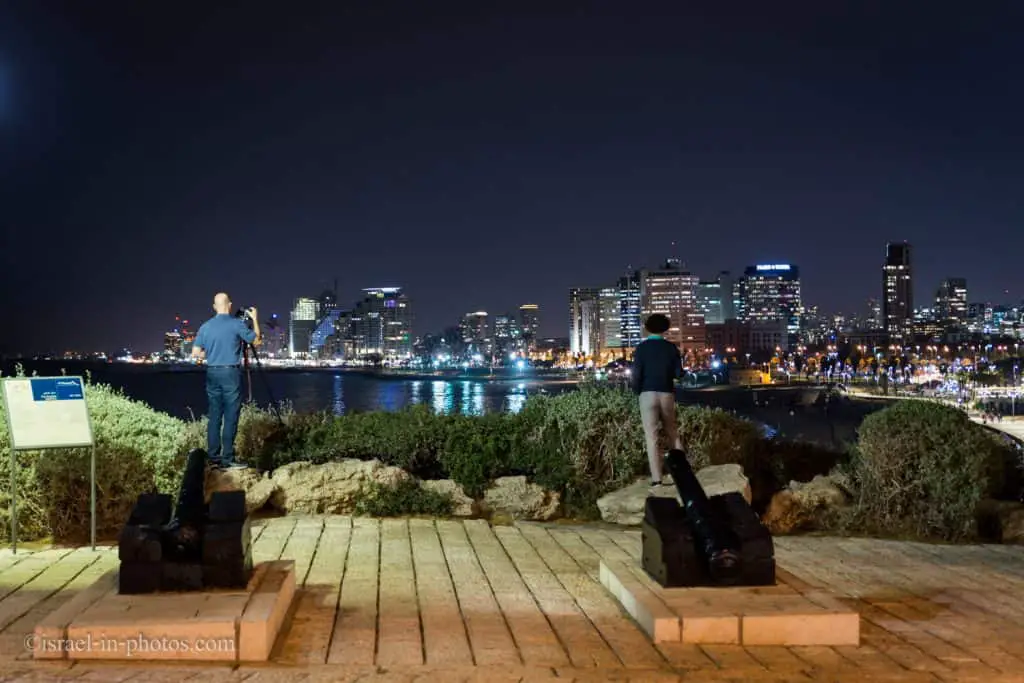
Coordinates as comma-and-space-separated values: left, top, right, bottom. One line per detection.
289, 297, 321, 358
349, 287, 412, 361
935, 278, 968, 326
696, 271, 734, 325
734, 264, 802, 338
638, 260, 703, 351
599, 286, 622, 351
518, 304, 539, 352
493, 314, 523, 357
261, 314, 288, 357
163, 331, 182, 358
460, 311, 490, 357
617, 273, 642, 350
569, 287, 601, 357
882, 242, 913, 342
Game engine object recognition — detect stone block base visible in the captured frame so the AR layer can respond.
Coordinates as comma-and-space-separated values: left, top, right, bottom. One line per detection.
32, 560, 295, 662
599, 559, 859, 646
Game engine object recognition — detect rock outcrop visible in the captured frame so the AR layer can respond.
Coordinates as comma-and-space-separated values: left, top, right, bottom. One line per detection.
269, 459, 410, 514
482, 476, 561, 521
204, 467, 276, 514
421, 479, 477, 517
762, 474, 849, 534
595, 464, 752, 525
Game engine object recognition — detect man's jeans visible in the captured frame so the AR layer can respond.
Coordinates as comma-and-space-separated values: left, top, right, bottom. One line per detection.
206, 366, 242, 466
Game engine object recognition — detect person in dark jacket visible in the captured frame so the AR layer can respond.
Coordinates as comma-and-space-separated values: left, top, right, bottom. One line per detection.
630, 314, 683, 489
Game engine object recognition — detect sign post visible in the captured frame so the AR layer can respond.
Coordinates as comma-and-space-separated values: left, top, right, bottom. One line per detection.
2, 376, 96, 553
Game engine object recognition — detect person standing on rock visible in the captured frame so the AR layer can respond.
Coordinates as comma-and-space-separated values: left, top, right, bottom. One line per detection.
630, 313, 683, 492
192, 292, 261, 470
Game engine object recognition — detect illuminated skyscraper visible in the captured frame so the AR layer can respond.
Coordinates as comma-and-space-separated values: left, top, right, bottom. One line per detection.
882, 243, 913, 342
735, 264, 802, 337
289, 297, 320, 358
617, 273, 642, 350
935, 277, 968, 326
638, 260, 703, 351
518, 304, 539, 352
569, 287, 601, 356
460, 311, 490, 356
349, 287, 411, 360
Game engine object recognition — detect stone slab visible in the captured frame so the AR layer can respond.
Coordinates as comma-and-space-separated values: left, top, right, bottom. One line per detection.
31, 560, 295, 662
599, 559, 860, 646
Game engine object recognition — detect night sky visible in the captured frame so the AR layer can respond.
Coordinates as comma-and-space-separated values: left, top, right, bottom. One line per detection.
3, 1, 1023, 354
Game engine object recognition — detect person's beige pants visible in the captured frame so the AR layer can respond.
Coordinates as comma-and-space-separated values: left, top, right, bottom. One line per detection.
639, 391, 682, 481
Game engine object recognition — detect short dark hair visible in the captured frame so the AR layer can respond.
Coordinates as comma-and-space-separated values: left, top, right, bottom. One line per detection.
645, 314, 670, 335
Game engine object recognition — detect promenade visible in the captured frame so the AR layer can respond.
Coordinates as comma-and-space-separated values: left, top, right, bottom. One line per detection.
2, 517, 1024, 682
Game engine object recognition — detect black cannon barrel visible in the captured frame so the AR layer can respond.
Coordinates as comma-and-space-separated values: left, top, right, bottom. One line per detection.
663, 449, 741, 583
173, 448, 208, 528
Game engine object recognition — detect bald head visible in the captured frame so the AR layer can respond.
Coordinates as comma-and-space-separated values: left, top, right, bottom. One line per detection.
213, 292, 232, 315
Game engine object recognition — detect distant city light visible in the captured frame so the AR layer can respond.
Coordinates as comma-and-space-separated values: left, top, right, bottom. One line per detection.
755, 264, 791, 271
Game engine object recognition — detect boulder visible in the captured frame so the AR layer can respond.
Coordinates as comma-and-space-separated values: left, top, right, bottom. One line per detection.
482, 476, 560, 521
269, 460, 410, 514
595, 464, 752, 525
421, 479, 477, 517
696, 464, 752, 504
596, 478, 676, 525
204, 467, 276, 514
762, 474, 849, 534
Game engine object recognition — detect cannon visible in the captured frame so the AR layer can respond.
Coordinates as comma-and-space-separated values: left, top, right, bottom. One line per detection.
641, 449, 775, 587
117, 449, 253, 594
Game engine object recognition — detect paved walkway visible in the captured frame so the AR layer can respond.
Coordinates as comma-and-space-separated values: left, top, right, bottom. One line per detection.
2, 517, 1024, 681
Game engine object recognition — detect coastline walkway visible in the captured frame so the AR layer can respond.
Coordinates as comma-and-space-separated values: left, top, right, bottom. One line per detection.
2, 517, 1024, 682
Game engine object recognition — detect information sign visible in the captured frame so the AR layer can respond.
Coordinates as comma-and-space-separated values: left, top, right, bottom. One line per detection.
2, 377, 96, 553
2, 377, 94, 449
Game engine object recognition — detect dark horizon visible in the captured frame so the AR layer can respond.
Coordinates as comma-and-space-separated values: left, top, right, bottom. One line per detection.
3, 1, 1023, 354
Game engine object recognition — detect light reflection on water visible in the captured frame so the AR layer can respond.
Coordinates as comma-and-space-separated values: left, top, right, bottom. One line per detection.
16, 364, 570, 420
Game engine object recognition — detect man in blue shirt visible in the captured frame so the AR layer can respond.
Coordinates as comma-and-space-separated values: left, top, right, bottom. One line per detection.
192, 293, 262, 470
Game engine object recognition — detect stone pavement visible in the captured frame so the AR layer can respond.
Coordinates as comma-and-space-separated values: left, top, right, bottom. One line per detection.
2, 517, 1024, 682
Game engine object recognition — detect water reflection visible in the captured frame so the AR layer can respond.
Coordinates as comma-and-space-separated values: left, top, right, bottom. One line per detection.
331, 374, 345, 415
431, 381, 452, 414
410, 381, 422, 404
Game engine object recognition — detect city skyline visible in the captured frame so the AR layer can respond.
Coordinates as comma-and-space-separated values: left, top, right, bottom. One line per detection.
3, 3, 1024, 353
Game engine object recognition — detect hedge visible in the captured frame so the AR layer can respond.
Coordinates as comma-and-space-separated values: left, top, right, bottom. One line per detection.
5, 371, 1013, 545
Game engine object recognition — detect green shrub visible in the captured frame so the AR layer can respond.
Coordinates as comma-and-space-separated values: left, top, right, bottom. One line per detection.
353, 478, 454, 517
841, 401, 1015, 541
0, 375, 201, 542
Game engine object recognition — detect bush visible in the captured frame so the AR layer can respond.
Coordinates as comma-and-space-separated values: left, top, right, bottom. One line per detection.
0, 371, 778, 540
0, 371, 201, 543
840, 401, 1016, 541
353, 479, 454, 517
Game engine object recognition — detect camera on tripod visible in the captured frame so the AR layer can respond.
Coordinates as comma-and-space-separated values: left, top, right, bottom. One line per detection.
234, 307, 255, 325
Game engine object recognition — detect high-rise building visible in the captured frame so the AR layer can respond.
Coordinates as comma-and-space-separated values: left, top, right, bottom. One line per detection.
866, 298, 883, 330
492, 313, 523, 358
638, 260, 702, 350
350, 287, 412, 360
734, 264, 802, 336
262, 314, 288, 357
289, 297, 320, 358
598, 286, 621, 351
518, 304, 539, 352
163, 331, 182, 358
617, 273, 642, 350
935, 278, 968, 326
696, 271, 734, 325
569, 288, 601, 357
460, 311, 490, 357
882, 242, 913, 341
